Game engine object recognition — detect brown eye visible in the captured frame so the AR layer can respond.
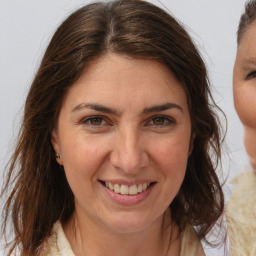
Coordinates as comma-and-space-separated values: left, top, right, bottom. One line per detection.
246, 71, 256, 80
81, 116, 105, 126
79, 115, 113, 132
152, 116, 165, 125
147, 116, 175, 128
89, 117, 103, 125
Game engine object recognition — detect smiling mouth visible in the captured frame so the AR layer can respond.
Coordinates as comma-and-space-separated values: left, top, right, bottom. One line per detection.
102, 182, 154, 196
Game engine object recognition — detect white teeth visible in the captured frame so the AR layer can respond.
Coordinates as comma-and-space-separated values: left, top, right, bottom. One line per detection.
120, 185, 129, 195
114, 184, 120, 193
142, 183, 147, 191
137, 184, 142, 193
129, 185, 138, 195
109, 182, 114, 191
104, 182, 151, 195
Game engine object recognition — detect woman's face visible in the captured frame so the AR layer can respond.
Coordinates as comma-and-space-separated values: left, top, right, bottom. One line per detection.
233, 21, 256, 170
52, 53, 192, 233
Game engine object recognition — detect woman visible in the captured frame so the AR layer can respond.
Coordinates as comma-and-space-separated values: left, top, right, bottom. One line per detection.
233, 0, 256, 171
227, 0, 256, 255
1, 0, 225, 255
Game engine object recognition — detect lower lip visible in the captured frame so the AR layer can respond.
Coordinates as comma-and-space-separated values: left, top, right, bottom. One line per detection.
101, 183, 155, 206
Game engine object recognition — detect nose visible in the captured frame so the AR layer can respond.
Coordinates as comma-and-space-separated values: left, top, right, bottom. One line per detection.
109, 127, 150, 174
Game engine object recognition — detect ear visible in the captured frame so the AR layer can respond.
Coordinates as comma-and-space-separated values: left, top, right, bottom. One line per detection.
51, 129, 63, 165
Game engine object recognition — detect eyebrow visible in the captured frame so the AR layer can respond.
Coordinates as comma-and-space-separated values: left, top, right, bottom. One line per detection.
71, 102, 183, 115
72, 103, 118, 115
241, 57, 256, 67
245, 56, 256, 63
143, 103, 183, 114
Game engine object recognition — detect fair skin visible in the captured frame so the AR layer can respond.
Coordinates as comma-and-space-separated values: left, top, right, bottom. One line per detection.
52, 53, 192, 256
233, 20, 256, 170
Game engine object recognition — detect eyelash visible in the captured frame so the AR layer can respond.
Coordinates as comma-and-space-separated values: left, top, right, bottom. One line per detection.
145, 115, 176, 127
80, 116, 111, 126
246, 71, 256, 80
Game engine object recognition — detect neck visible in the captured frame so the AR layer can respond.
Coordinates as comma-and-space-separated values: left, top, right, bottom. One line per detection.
63, 208, 181, 256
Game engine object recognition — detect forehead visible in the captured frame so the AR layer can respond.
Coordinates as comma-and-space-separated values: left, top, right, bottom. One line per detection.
63, 54, 188, 108
235, 22, 256, 70
79, 54, 179, 86
238, 20, 256, 52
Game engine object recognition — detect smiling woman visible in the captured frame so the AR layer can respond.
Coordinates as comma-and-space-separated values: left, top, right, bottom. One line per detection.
51, 54, 192, 238
1, 0, 225, 255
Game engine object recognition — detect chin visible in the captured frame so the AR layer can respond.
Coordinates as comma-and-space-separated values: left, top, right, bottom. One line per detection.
249, 157, 256, 171
104, 212, 159, 234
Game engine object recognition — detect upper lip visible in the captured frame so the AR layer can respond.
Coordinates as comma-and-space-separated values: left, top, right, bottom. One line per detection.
99, 179, 156, 186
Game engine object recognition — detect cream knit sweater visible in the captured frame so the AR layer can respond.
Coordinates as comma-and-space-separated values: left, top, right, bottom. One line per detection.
42, 221, 205, 256
226, 168, 256, 256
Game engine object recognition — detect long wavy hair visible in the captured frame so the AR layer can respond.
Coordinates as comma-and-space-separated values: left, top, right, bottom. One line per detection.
1, 0, 225, 255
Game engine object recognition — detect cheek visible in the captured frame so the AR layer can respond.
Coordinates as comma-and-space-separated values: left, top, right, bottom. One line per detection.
61, 135, 109, 179
244, 126, 256, 165
153, 136, 190, 175
234, 83, 256, 128
154, 141, 188, 203
60, 137, 111, 204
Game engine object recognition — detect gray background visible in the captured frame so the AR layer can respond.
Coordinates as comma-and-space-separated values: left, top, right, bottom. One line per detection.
0, 0, 248, 255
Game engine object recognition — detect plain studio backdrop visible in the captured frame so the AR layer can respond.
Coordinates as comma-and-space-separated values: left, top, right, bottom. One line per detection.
0, 0, 248, 255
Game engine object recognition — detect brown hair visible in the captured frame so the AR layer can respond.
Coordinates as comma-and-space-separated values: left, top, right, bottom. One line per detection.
237, 0, 256, 44
1, 0, 225, 255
